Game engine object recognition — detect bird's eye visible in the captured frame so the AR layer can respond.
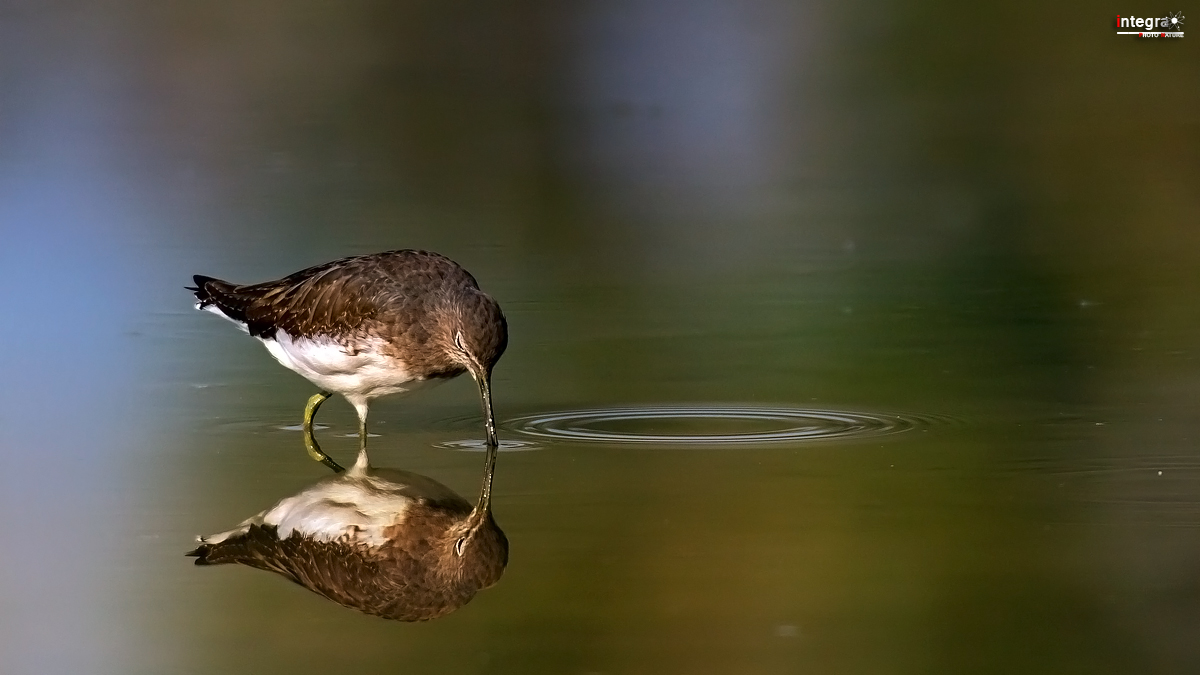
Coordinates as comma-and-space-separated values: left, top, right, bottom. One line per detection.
454, 537, 467, 556
454, 331, 467, 353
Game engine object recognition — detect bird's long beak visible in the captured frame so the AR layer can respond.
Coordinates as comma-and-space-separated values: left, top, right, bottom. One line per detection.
474, 372, 498, 513
477, 373, 498, 449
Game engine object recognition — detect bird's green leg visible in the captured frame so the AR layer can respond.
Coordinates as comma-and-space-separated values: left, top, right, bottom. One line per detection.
302, 391, 343, 471
303, 391, 332, 430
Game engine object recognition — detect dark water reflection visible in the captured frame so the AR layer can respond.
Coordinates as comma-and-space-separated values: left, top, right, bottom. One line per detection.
1, 1, 1199, 674
190, 430, 506, 622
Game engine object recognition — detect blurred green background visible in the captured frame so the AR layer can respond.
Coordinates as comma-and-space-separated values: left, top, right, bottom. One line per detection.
1, 1, 1198, 674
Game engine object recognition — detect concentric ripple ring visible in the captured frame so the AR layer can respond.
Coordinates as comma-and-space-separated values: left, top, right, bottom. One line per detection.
436, 439, 540, 452
505, 405, 948, 446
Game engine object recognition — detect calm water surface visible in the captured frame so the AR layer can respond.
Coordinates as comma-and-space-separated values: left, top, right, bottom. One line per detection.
1, 2, 1198, 674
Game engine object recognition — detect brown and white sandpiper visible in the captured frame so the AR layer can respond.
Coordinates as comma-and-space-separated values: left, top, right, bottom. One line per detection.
188, 428, 507, 621
190, 249, 507, 463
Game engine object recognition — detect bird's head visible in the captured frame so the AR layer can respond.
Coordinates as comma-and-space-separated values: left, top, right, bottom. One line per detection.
446, 290, 508, 382
442, 289, 507, 448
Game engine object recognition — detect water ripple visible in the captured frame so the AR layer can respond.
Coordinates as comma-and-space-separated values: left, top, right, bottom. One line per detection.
435, 439, 540, 452
504, 405, 951, 447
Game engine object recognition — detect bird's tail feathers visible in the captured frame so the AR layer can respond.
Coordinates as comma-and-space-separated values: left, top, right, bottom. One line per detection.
190, 275, 254, 326
186, 525, 278, 568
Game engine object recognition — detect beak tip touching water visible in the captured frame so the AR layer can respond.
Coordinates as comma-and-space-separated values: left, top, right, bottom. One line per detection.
475, 371, 499, 449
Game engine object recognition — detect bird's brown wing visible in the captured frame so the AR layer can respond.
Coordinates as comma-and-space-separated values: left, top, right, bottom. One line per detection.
192, 249, 476, 340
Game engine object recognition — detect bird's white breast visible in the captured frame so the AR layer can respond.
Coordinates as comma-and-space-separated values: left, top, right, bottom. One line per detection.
259, 330, 431, 403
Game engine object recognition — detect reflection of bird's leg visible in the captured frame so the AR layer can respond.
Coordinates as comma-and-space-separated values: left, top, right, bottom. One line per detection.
303, 423, 345, 473
350, 403, 370, 475
304, 391, 332, 430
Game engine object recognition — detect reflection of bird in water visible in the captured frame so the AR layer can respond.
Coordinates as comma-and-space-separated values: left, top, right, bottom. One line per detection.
190, 249, 507, 465
188, 428, 507, 621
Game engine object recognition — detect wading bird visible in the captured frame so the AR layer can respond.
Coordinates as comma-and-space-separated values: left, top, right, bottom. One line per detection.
190, 250, 507, 463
